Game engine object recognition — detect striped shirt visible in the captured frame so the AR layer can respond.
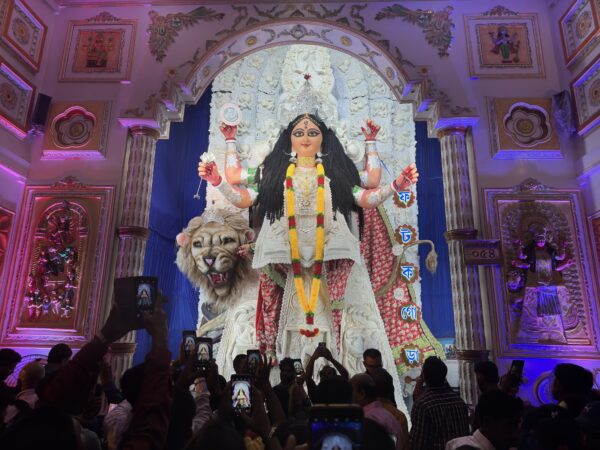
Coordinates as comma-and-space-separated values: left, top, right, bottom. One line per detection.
409, 386, 470, 450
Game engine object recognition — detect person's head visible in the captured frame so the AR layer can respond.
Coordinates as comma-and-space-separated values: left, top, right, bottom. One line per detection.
279, 357, 295, 385
476, 389, 523, 450
0, 407, 81, 450
350, 373, 378, 406
256, 113, 362, 230
422, 356, 447, 388
363, 419, 395, 450
552, 363, 593, 404
232, 354, 247, 374
362, 348, 382, 375
576, 401, 600, 449
316, 376, 352, 404
368, 368, 394, 403
18, 361, 45, 390
319, 365, 337, 382
121, 363, 146, 407
0, 348, 21, 381
527, 405, 581, 450
47, 343, 72, 368
185, 418, 245, 450
474, 360, 500, 393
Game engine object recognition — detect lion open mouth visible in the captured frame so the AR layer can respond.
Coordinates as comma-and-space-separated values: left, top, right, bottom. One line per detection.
207, 271, 232, 287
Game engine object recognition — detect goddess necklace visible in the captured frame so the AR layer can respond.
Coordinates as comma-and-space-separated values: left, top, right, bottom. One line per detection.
286, 161, 325, 337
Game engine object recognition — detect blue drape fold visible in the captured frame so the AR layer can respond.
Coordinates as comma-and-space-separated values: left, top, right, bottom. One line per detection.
134, 88, 212, 364
415, 121, 455, 338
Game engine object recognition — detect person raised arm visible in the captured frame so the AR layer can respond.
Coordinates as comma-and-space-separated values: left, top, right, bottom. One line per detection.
353, 163, 419, 209
359, 119, 383, 188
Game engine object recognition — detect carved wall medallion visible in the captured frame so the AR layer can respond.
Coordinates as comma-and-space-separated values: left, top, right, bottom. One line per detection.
571, 54, 600, 135
0, 58, 34, 138
559, 0, 600, 66
484, 180, 599, 358
42, 101, 110, 160
488, 97, 561, 159
0, 178, 114, 347
0, 0, 47, 72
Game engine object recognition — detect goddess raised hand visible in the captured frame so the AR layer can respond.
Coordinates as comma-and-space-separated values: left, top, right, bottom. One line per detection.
359, 119, 382, 188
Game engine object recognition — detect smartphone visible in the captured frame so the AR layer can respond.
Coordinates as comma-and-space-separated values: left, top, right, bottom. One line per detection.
182, 330, 197, 360
114, 276, 158, 329
509, 360, 525, 380
231, 374, 252, 413
309, 404, 363, 450
195, 337, 213, 367
246, 349, 261, 375
292, 358, 304, 376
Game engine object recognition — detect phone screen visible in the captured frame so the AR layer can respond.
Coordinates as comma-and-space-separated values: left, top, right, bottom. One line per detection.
509, 360, 525, 379
114, 276, 158, 329
182, 331, 196, 360
231, 375, 252, 413
246, 350, 261, 374
292, 358, 304, 375
310, 405, 363, 450
196, 338, 213, 365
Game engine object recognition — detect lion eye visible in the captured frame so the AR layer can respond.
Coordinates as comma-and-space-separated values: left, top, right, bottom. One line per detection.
193, 241, 202, 248
222, 237, 235, 245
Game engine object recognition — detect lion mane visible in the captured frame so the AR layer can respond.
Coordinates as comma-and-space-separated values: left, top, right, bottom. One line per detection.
176, 209, 256, 313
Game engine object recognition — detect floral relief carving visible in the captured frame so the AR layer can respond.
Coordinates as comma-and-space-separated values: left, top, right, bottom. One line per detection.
147, 7, 226, 62
481, 5, 519, 17
503, 103, 552, 147
0, 207, 14, 277
375, 4, 455, 57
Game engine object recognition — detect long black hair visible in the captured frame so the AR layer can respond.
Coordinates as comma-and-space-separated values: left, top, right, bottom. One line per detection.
255, 114, 363, 232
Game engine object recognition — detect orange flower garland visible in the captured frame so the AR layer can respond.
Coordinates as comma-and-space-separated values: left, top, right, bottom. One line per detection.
286, 162, 325, 337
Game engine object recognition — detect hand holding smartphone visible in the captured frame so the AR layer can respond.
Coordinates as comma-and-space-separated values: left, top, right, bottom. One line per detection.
182, 331, 197, 360
231, 374, 252, 414
114, 277, 158, 329
195, 337, 213, 368
246, 349, 261, 375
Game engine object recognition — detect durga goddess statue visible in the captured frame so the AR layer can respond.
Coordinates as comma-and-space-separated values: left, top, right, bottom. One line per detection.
198, 111, 418, 359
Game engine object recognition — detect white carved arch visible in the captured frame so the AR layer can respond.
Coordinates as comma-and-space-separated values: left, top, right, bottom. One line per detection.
119, 18, 477, 138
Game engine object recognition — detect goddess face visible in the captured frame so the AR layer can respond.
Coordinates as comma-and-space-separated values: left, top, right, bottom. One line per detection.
291, 117, 323, 158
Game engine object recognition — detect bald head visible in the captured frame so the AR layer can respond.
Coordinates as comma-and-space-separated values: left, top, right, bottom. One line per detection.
19, 361, 45, 390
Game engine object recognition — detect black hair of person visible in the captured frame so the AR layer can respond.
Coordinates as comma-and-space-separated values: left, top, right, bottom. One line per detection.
255, 113, 364, 235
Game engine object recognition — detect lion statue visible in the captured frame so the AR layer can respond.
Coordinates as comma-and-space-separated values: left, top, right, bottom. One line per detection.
176, 208, 258, 336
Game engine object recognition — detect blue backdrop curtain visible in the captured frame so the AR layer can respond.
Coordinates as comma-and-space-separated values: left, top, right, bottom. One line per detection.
136, 88, 455, 363
415, 121, 455, 339
133, 88, 212, 364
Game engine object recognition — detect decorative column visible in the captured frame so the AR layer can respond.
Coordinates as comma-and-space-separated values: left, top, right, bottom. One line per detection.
107, 125, 160, 377
437, 127, 488, 406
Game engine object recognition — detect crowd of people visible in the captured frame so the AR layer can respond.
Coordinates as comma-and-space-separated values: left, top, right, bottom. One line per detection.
0, 300, 599, 450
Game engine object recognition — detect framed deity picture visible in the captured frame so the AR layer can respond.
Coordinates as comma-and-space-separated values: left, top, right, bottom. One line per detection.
0, 177, 114, 347
464, 12, 545, 78
0, 205, 14, 281
59, 12, 136, 82
0, 57, 35, 138
571, 54, 600, 135
559, 0, 600, 66
484, 179, 599, 358
0, 0, 47, 72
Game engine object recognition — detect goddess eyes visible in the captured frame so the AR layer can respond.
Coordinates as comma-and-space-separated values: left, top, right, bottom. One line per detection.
292, 129, 321, 138
193, 241, 202, 248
